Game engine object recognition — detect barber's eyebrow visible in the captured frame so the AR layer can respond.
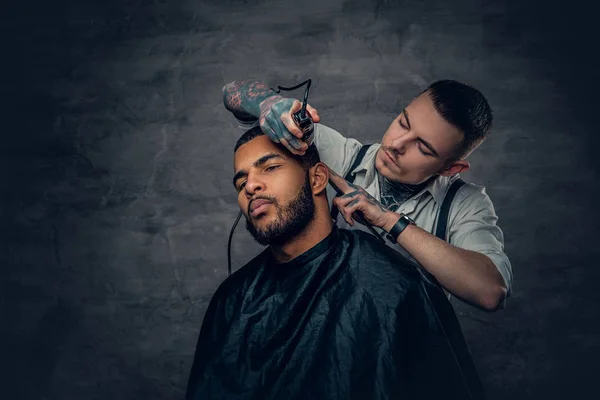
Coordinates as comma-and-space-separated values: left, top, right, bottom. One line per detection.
232, 153, 285, 187
418, 138, 440, 157
402, 108, 411, 130
401, 108, 440, 158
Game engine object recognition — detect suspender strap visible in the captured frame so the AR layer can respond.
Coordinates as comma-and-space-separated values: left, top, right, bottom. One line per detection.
416, 177, 466, 293
345, 144, 372, 184
435, 178, 465, 241
330, 144, 372, 221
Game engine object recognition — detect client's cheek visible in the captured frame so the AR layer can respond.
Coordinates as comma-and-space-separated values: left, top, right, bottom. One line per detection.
239, 201, 249, 216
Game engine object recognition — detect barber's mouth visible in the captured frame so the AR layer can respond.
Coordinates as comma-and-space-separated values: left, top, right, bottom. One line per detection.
384, 150, 399, 168
250, 199, 272, 217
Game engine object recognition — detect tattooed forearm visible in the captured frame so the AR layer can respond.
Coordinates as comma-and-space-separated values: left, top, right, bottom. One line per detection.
222, 80, 281, 119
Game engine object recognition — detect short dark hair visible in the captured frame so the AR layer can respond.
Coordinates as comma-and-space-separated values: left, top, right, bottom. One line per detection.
424, 80, 493, 159
234, 126, 321, 170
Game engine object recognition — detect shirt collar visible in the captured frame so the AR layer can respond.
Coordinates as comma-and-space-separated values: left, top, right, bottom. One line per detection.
427, 174, 460, 205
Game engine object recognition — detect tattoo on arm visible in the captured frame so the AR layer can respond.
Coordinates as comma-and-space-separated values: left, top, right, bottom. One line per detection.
365, 192, 388, 213
223, 80, 279, 119
347, 199, 360, 207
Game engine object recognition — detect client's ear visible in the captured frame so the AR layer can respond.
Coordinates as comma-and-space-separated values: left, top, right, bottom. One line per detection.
309, 162, 329, 195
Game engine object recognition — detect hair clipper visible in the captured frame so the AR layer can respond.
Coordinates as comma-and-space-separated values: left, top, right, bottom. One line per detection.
292, 108, 314, 145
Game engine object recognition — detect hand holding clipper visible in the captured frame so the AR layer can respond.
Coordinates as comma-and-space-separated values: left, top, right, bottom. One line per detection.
292, 108, 315, 145
271, 79, 317, 149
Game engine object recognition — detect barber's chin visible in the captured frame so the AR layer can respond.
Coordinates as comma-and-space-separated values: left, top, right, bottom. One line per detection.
377, 155, 400, 179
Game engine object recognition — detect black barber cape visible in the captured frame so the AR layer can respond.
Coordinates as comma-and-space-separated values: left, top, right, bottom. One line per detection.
186, 227, 485, 400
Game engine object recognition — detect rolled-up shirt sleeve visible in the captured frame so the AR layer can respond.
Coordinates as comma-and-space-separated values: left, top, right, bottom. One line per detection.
313, 123, 362, 176
447, 185, 513, 295
234, 115, 259, 130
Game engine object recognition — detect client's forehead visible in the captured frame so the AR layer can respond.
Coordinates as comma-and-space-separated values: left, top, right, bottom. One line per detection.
233, 135, 290, 171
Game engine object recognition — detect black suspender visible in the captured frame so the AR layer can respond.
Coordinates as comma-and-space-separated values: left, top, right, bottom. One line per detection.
435, 178, 465, 241
344, 144, 373, 185
425, 178, 465, 294
330, 144, 372, 222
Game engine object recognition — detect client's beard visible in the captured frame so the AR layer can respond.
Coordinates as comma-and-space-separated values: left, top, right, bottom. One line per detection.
245, 175, 315, 246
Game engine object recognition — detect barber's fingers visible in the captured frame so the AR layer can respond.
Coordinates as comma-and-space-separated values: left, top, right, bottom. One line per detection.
333, 190, 362, 206
332, 192, 362, 226
270, 98, 304, 140
341, 199, 366, 226
305, 104, 320, 123
332, 199, 354, 226
265, 114, 308, 155
260, 117, 306, 155
284, 100, 305, 139
261, 120, 281, 144
286, 100, 321, 138
328, 168, 355, 194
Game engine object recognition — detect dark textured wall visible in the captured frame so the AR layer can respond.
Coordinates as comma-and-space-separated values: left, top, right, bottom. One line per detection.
2, 0, 598, 399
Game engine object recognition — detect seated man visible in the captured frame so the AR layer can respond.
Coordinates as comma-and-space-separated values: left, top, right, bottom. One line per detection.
185, 126, 486, 400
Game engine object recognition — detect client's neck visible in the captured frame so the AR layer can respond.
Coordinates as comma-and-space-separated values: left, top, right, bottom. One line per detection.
270, 200, 333, 263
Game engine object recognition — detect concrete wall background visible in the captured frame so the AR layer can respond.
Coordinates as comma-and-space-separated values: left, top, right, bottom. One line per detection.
2, 0, 598, 398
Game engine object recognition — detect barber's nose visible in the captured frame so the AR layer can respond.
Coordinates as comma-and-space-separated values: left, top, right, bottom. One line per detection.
390, 135, 409, 155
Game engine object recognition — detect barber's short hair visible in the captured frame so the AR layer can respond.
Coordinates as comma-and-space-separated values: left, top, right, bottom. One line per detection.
234, 126, 320, 170
424, 80, 493, 159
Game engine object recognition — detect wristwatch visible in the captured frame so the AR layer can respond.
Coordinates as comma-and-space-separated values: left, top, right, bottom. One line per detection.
386, 214, 416, 243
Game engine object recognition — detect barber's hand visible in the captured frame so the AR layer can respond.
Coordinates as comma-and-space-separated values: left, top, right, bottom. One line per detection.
328, 168, 399, 231
258, 96, 321, 156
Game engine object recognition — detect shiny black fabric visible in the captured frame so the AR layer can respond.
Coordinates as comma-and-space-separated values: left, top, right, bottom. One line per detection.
186, 227, 485, 400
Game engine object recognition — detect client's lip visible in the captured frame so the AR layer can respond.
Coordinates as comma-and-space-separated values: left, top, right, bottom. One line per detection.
249, 199, 272, 217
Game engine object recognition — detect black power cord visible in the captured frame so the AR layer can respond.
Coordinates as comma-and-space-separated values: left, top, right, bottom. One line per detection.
270, 78, 312, 117
227, 210, 243, 277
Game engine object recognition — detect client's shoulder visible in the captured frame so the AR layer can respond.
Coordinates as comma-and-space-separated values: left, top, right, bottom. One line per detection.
212, 249, 267, 299
338, 228, 424, 299
340, 228, 418, 270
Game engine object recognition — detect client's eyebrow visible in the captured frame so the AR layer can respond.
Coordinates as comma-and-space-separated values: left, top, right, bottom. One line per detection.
232, 153, 284, 187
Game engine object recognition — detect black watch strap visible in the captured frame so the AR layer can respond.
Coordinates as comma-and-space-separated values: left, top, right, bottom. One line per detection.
386, 214, 415, 243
